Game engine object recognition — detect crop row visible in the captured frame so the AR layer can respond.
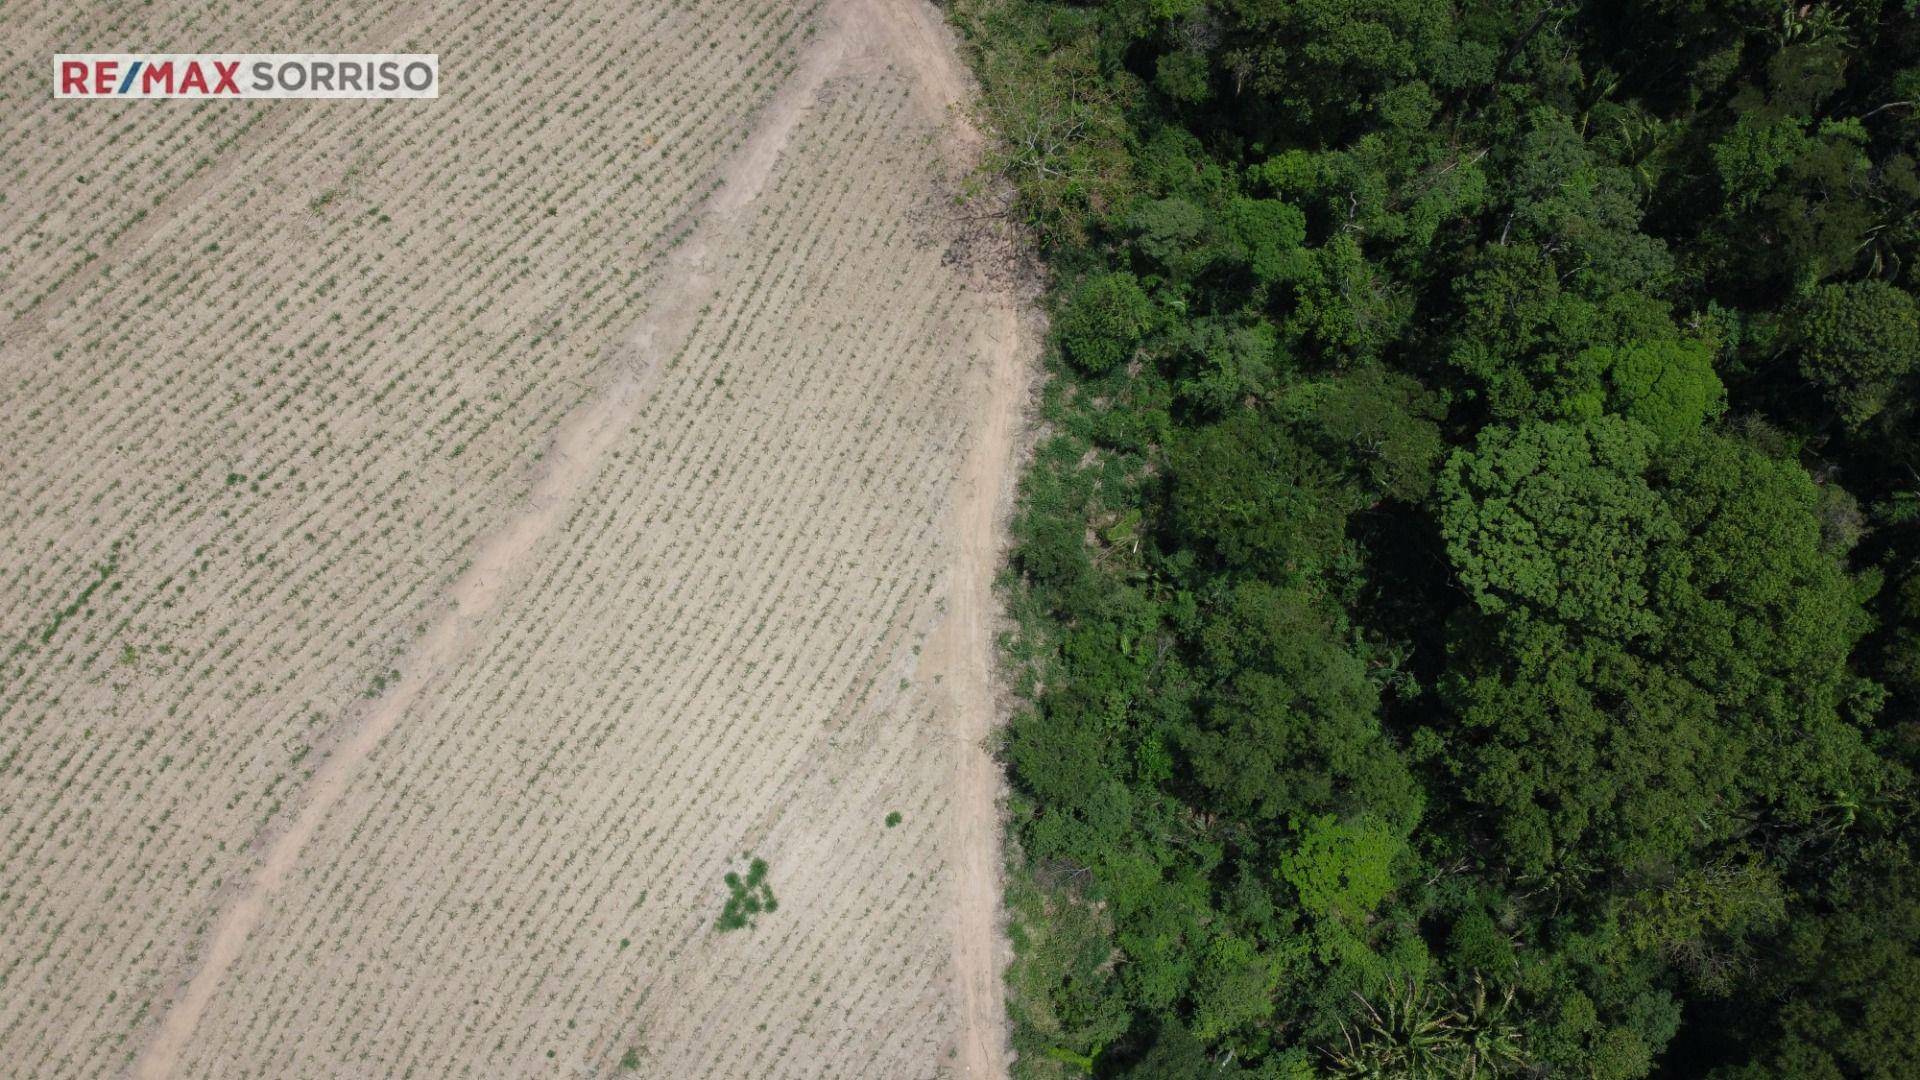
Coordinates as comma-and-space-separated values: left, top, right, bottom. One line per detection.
0, 0, 820, 1072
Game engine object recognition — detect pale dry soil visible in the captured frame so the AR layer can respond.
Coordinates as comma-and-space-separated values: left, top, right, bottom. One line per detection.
0, 0, 1024, 1075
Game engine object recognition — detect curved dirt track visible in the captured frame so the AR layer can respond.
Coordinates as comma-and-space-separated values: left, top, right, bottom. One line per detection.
864, 2, 1026, 1075
2, 0, 1022, 1075
132, 14, 870, 1079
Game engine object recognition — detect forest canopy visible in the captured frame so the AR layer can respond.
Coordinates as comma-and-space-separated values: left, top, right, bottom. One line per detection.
954, 0, 1920, 1076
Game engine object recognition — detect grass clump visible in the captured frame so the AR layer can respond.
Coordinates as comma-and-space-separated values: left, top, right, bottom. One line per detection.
716, 855, 776, 931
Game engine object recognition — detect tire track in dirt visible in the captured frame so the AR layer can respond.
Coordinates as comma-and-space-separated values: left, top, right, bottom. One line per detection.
863, 0, 1025, 1074
923, 302, 1022, 1080
126, 12, 853, 1077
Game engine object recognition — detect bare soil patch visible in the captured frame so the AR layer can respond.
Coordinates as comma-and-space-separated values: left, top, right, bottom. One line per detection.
1, 0, 1025, 1075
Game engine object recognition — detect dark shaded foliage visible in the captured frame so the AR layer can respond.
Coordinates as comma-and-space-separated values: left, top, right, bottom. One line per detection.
953, 0, 1920, 1075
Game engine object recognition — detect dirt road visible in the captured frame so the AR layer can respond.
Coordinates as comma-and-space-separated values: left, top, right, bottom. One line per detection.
867, 0, 1025, 1072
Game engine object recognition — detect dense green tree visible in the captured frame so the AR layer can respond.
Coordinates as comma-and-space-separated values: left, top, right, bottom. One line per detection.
1591, 338, 1726, 443
1186, 580, 1421, 829
954, 0, 1920, 1075
1649, 433, 1883, 824
1705, 858, 1920, 1080
1307, 366, 1446, 502
1447, 245, 1682, 422
1210, 0, 1468, 135
1056, 271, 1158, 374
1792, 279, 1920, 428
1170, 414, 1356, 576
1504, 108, 1676, 296
1165, 317, 1284, 412
1212, 196, 1310, 287
1438, 417, 1673, 641
1441, 637, 1736, 879
1287, 234, 1412, 363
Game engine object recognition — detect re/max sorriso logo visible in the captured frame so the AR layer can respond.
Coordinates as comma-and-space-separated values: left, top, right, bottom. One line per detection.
54, 54, 438, 99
